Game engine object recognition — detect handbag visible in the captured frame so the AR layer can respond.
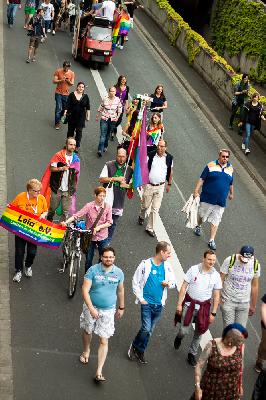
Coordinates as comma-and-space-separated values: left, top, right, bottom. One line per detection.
80, 205, 106, 254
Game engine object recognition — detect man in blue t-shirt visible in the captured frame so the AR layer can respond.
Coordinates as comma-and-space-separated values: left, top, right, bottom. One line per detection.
128, 241, 176, 364
80, 246, 124, 382
193, 149, 234, 250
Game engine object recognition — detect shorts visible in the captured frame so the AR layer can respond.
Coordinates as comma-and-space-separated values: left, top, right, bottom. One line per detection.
29, 36, 40, 48
80, 304, 115, 339
25, 6, 36, 15
198, 202, 225, 226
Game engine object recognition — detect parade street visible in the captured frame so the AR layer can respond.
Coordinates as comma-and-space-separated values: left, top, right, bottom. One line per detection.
2, 9, 266, 400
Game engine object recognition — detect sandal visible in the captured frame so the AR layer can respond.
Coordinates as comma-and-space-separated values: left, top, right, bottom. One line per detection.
94, 374, 106, 382
79, 352, 89, 364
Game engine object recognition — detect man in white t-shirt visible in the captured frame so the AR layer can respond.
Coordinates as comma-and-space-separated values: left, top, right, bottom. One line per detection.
96, 0, 116, 22
220, 245, 260, 328
174, 250, 222, 367
41, 0, 54, 32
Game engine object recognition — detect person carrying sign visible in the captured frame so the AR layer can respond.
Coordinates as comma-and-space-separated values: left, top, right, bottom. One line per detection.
11, 179, 48, 283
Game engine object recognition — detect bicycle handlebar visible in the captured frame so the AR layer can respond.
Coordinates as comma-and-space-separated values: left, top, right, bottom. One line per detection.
66, 225, 92, 234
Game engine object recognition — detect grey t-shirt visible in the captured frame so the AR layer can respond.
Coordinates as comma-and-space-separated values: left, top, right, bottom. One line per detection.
220, 255, 260, 303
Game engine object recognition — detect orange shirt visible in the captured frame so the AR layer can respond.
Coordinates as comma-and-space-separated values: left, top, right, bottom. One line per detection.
54, 68, 75, 96
11, 192, 48, 217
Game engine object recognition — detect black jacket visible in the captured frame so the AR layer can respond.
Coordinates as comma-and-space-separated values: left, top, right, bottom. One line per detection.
241, 101, 263, 131
252, 370, 266, 400
50, 162, 77, 195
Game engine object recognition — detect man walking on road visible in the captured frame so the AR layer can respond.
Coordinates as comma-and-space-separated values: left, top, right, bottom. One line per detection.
174, 250, 222, 366
26, 8, 45, 63
53, 61, 75, 130
41, 137, 80, 222
99, 147, 133, 243
193, 149, 234, 250
138, 139, 173, 237
128, 241, 176, 364
11, 179, 48, 282
220, 245, 260, 328
7, 0, 21, 28
80, 247, 124, 382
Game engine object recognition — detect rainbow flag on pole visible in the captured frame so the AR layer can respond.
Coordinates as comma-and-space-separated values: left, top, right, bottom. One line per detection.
0, 204, 66, 249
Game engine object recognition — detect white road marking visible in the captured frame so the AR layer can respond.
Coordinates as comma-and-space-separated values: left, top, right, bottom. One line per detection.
91, 66, 213, 350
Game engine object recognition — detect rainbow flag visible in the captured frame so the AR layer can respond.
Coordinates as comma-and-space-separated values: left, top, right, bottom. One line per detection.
0, 204, 66, 249
147, 126, 162, 145
119, 12, 131, 36
112, 13, 121, 53
130, 106, 149, 189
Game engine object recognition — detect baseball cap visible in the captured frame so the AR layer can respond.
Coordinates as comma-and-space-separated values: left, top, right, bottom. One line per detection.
240, 245, 254, 262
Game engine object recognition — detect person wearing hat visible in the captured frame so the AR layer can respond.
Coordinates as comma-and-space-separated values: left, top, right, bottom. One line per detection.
53, 60, 75, 130
193, 323, 248, 400
220, 245, 260, 328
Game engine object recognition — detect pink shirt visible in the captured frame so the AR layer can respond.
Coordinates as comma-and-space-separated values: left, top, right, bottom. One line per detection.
73, 201, 112, 241
98, 96, 122, 121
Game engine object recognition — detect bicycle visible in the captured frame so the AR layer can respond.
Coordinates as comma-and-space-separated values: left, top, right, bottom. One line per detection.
61, 221, 91, 298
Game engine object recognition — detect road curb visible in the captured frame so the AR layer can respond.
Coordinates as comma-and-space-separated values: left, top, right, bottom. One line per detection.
135, 17, 266, 196
0, 5, 14, 400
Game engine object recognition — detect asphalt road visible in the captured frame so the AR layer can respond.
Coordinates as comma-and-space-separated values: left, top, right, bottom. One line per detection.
3, 8, 266, 400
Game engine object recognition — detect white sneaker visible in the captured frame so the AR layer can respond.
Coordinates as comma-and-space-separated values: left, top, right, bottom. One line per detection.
47, 29, 51, 33
120, 45, 124, 50
241, 143, 245, 150
245, 148, 250, 155
25, 267, 33, 277
52, 30, 55, 35
13, 271, 22, 282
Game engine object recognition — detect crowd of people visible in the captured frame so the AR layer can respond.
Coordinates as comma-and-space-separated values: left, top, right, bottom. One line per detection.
4, 0, 266, 397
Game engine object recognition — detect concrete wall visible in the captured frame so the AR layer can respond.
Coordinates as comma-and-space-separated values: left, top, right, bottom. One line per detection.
139, 0, 266, 138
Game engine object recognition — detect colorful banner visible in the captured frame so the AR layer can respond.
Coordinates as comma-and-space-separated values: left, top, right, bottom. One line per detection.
0, 204, 66, 249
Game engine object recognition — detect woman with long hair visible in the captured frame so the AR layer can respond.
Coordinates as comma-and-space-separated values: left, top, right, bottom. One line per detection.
64, 81, 90, 152
111, 75, 129, 140
146, 112, 164, 154
240, 92, 265, 155
150, 84, 168, 119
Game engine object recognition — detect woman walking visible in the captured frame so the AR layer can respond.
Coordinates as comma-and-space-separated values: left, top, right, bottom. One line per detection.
64, 82, 90, 152
146, 112, 164, 154
192, 323, 248, 400
111, 75, 129, 140
150, 84, 168, 119
62, 186, 112, 272
96, 86, 122, 157
240, 92, 265, 155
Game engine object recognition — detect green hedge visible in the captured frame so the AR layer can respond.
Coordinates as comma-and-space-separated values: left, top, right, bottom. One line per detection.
211, 0, 266, 84
155, 0, 266, 106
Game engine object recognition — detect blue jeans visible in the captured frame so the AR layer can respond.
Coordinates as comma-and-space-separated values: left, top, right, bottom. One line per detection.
243, 123, 255, 148
7, 4, 18, 25
98, 119, 116, 154
85, 238, 109, 272
55, 93, 68, 125
44, 20, 51, 32
133, 303, 163, 353
107, 214, 120, 243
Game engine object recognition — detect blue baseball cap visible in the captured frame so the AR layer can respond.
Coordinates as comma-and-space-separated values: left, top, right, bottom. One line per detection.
240, 245, 254, 262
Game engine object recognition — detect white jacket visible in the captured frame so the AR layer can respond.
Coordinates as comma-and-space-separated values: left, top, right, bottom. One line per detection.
132, 258, 176, 306
182, 194, 200, 229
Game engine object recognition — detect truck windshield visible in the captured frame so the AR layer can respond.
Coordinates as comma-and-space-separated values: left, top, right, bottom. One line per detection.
89, 26, 111, 41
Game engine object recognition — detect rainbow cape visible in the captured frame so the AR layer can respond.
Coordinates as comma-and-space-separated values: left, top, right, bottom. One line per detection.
0, 204, 66, 249
119, 11, 131, 36
41, 149, 80, 216
128, 105, 149, 189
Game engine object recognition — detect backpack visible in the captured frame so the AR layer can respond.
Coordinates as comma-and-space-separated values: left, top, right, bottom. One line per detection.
228, 254, 259, 274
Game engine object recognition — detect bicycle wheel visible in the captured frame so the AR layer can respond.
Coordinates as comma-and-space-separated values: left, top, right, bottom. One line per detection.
68, 254, 80, 298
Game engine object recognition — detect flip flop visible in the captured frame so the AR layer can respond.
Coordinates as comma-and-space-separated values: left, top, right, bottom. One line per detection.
94, 374, 106, 383
79, 353, 89, 364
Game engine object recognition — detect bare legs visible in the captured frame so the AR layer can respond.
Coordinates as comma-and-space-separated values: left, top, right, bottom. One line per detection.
81, 330, 109, 379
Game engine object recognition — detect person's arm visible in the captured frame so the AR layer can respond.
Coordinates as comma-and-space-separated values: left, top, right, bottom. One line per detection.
39, 211, 48, 219
82, 279, 99, 319
65, 72, 75, 86
194, 340, 212, 400
176, 281, 189, 314
115, 282, 125, 319
50, 165, 69, 172
99, 165, 125, 184
53, 71, 62, 84
193, 178, 204, 198
249, 277, 259, 316
228, 184, 234, 200
166, 167, 173, 193
162, 100, 168, 109
209, 289, 220, 324
85, 96, 90, 120
132, 261, 147, 304
220, 272, 226, 285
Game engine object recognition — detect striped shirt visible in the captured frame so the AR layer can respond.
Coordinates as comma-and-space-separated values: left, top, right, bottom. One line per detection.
98, 96, 122, 122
